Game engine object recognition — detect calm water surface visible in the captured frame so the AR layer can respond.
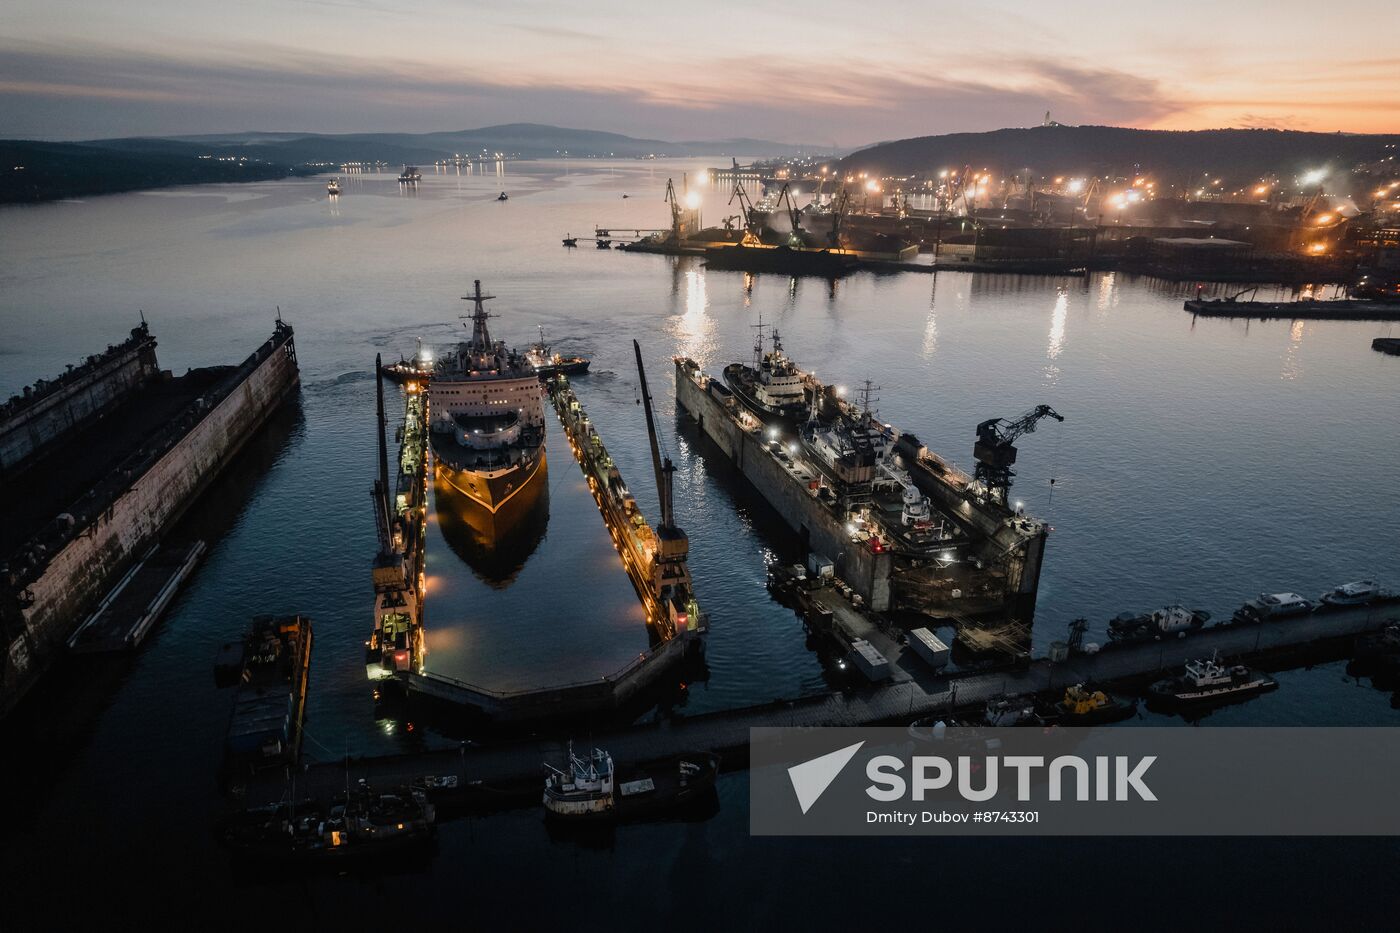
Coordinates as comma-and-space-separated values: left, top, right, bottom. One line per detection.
1, 161, 1398, 927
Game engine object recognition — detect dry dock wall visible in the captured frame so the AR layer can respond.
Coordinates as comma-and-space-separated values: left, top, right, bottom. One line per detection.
0, 323, 160, 476
675, 361, 891, 611
1, 325, 299, 716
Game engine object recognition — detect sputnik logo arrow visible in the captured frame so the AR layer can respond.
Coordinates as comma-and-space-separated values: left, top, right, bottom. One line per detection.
787, 741, 865, 814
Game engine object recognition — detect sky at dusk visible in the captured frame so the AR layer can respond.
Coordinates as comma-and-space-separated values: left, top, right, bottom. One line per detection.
1, 0, 1397, 144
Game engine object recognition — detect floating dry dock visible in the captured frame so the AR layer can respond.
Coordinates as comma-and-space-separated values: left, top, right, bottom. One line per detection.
370, 361, 705, 723
1, 321, 300, 716
674, 357, 1047, 635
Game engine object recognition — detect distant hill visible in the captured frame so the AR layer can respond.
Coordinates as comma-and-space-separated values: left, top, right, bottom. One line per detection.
0, 124, 837, 203
0, 140, 313, 204
840, 126, 1400, 185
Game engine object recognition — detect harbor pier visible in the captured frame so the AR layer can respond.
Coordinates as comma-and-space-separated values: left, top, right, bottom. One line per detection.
252, 598, 1400, 811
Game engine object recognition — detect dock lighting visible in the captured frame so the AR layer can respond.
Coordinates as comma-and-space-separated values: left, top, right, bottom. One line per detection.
684, 191, 701, 209
835, 385, 847, 397
1255, 185, 1269, 195
1126, 190, 1141, 203
846, 522, 858, 536
1066, 178, 1085, 194
767, 427, 778, 440
939, 169, 949, 178
865, 180, 880, 193
1315, 213, 1334, 225
788, 443, 798, 454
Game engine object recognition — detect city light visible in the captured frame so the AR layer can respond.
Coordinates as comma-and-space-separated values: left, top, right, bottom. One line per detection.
684, 191, 701, 209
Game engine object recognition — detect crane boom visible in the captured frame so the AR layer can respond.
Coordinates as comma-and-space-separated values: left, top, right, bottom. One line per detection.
633, 340, 674, 530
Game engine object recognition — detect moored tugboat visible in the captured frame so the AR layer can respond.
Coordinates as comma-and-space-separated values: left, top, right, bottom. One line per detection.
543, 745, 720, 823
1149, 653, 1277, 706
1051, 683, 1137, 724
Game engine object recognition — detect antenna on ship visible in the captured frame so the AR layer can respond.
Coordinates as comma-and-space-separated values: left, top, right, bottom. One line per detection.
856, 379, 881, 418
750, 314, 766, 371
459, 279, 496, 351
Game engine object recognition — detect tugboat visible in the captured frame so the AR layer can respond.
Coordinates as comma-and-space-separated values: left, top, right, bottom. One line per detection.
1149, 653, 1277, 705
524, 327, 591, 378
543, 745, 720, 823
220, 781, 436, 863
1051, 683, 1137, 724
216, 615, 313, 777
723, 323, 809, 423
427, 280, 546, 514
326, 177, 341, 196
1108, 605, 1210, 643
379, 338, 434, 385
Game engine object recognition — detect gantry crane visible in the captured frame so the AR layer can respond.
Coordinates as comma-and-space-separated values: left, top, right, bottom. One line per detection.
973, 404, 1064, 506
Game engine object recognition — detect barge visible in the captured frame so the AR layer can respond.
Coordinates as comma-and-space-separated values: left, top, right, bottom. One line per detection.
217, 614, 313, 777
1185, 298, 1400, 320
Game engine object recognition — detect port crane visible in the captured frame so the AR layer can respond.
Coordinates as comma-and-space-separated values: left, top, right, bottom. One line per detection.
728, 182, 763, 245
775, 183, 804, 245
632, 340, 696, 637
827, 189, 850, 249
972, 405, 1064, 507
664, 178, 685, 240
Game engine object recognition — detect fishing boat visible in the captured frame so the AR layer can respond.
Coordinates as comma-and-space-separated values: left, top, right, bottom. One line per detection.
427, 280, 546, 514
1149, 654, 1277, 705
524, 327, 590, 378
1051, 683, 1136, 724
543, 745, 720, 822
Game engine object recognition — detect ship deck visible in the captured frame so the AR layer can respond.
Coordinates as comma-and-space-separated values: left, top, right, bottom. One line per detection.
1, 367, 232, 558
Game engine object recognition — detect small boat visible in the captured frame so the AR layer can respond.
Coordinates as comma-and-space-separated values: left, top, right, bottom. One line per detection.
379, 338, 434, 385
982, 695, 1038, 726
543, 745, 719, 822
1232, 592, 1313, 623
1052, 683, 1136, 724
1108, 605, 1209, 643
562, 234, 578, 247
525, 327, 590, 378
326, 177, 341, 196
1149, 653, 1277, 705
220, 781, 436, 863
497, 191, 509, 201
1321, 580, 1386, 607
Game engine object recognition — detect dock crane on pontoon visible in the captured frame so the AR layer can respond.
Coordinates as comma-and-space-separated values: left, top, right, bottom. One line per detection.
633, 340, 699, 639
972, 404, 1064, 507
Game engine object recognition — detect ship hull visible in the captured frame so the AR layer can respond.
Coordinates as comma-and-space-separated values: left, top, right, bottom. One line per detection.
431, 438, 545, 514
433, 453, 550, 586
721, 363, 807, 429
